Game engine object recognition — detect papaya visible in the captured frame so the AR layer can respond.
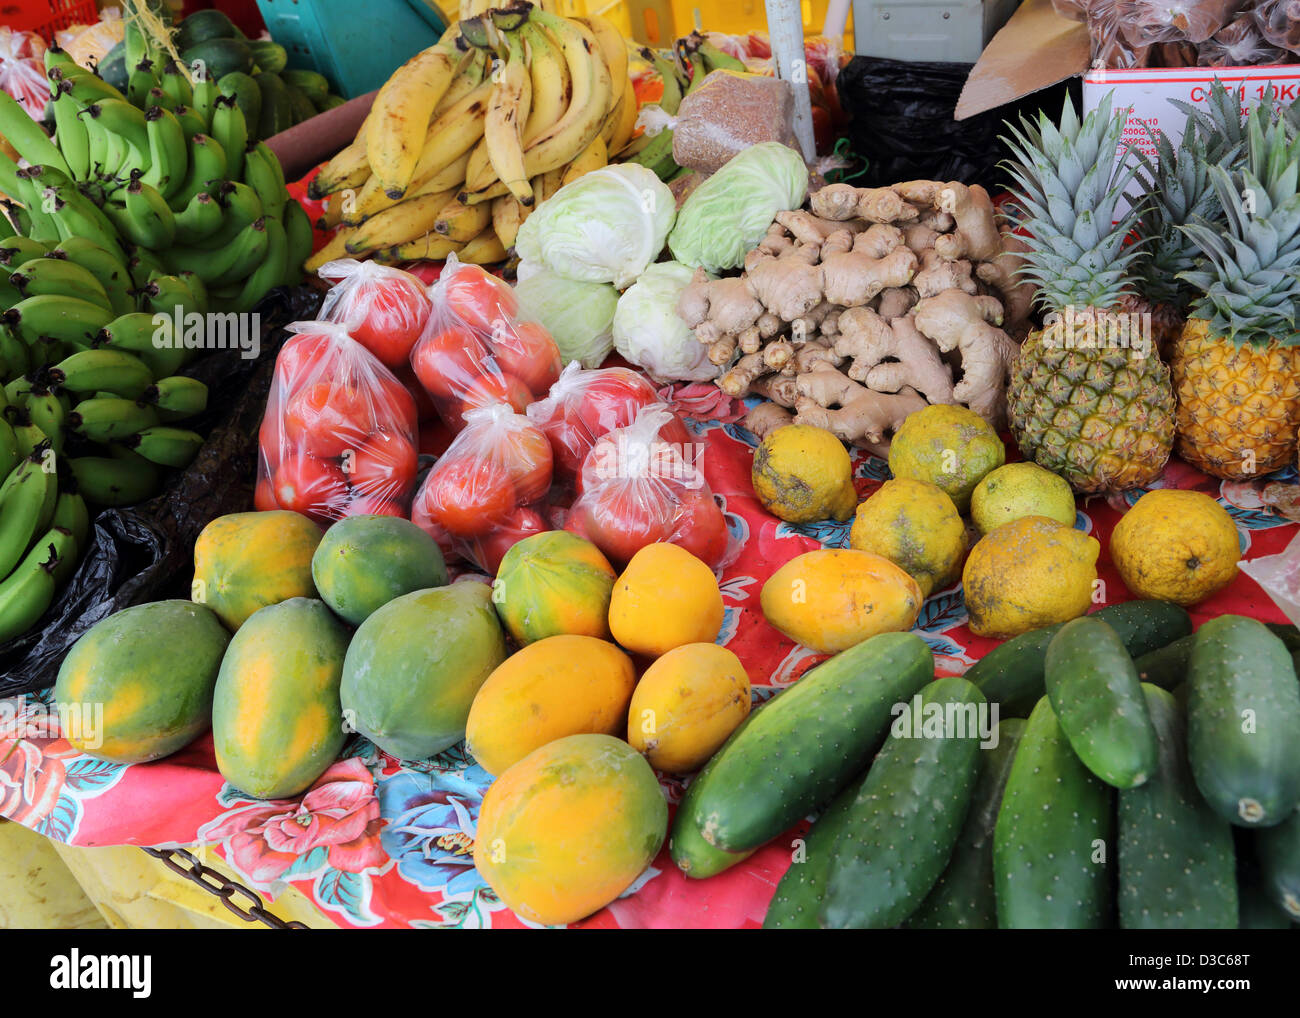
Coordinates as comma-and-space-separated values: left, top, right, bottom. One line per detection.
211, 598, 349, 799
54, 600, 230, 763
608, 542, 724, 658
627, 643, 751, 774
473, 734, 668, 925
312, 514, 448, 626
465, 634, 636, 776
340, 581, 506, 761
492, 531, 616, 645
192, 510, 322, 630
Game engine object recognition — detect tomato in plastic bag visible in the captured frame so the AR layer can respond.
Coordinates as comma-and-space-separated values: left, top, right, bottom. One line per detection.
318, 259, 433, 368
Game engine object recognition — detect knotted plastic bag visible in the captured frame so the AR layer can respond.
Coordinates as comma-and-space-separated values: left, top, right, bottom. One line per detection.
317, 258, 433, 369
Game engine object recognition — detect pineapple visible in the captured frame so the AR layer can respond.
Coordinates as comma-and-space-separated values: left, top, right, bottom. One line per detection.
1002, 96, 1176, 493
1171, 112, 1300, 481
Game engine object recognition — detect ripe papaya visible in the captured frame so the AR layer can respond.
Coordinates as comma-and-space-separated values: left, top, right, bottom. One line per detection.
474, 734, 668, 926
192, 510, 322, 630
465, 634, 636, 776
211, 598, 349, 799
312, 514, 448, 626
340, 581, 507, 761
492, 531, 616, 645
54, 600, 230, 764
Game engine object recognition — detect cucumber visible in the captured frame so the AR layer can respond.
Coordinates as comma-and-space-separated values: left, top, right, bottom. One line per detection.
254, 72, 294, 140
284, 83, 318, 126
669, 710, 760, 880
993, 696, 1113, 928
671, 632, 934, 854
282, 68, 329, 106
968, 600, 1192, 717
1265, 622, 1300, 652
1188, 615, 1300, 827
181, 38, 254, 83
176, 9, 239, 50
821, 676, 985, 929
1134, 632, 1195, 690
248, 40, 288, 75
218, 72, 262, 140
1045, 616, 1158, 788
1255, 809, 1300, 920
1118, 685, 1237, 928
762, 783, 859, 929
904, 717, 1026, 929
317, 94, 346, 113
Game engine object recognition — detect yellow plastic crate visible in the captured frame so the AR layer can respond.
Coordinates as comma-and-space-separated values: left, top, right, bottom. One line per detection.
0, 819, 105, 929
553, 0, 851, 47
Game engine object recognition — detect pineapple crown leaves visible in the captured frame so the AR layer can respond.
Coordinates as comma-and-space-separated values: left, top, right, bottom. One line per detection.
1000, 93, 1148, 313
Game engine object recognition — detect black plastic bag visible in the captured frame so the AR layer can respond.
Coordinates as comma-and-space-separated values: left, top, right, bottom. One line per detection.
0, 285, 323, 696
837, 55, 1075, 190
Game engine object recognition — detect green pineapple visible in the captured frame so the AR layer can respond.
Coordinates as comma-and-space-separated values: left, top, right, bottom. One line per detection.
1003, 94, 1176, 494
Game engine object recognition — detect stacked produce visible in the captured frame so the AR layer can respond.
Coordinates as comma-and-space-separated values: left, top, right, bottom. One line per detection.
97, 7, 343, 140
307, 3, 638, 267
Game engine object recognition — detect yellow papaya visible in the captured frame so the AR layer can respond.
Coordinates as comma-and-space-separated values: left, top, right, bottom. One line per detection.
493, 531, 616, 645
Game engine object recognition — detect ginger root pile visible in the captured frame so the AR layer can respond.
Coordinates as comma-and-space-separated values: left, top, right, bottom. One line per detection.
677, 180, 1032, 452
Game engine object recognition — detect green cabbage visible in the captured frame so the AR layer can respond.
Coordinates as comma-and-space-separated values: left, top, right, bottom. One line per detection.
613, 261, 719, 383
514, 268, 620, 369
515, 164, 676, 288
668, 141, 809, 274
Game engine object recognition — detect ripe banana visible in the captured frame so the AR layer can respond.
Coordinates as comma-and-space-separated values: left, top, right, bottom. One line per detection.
52, 348, 154, 400
69, 397, 160, 443
304, 226, 359, 272
2, 294, 113, 350
366, 45, 458, 198
310, 128, 371, 199
435, 47, 488, 118
143, 375, 208, 421
456, 225, 508, 265
411, 149, 475, 198
521, 21, 571, 146
9, 258, 113, 313
604, 74, 637, 154
561, 134, 607, 187
380, 234, 465, 263
521, 12, 612, 178
126, 425, 205, 468
484, 28, 534, 206
435, 194, 493, 243
0, 527, 71, 644
492, 194, 527, 249
578, 15, 629, 118
70, 454, 159, 507
345, 190, 458, 254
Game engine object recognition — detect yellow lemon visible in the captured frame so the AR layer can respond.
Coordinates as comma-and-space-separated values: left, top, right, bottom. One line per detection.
627, 643, 751, 774
888, 404, 1005, 513
752, 424, 857, 523
760, 548, 923, 653
849, 478, 966, 597
971, 462, 1077, 535
962, 516, 1100, 638
1110, 490, 1240, 606
609, 543, 724, 657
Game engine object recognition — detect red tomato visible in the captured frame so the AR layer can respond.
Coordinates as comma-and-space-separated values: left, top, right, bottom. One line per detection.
345, 430, 417, 500
410, 325, 490, 400
456, 372, 532, 419
372, 371, 419, 434
282, 382, 374, 459
411, 492, 458, 562
492, 320, 561, 397
441, 264, 518, 332
275, 332, 333, 390
464, 506, 548, 575
424, 457, 517, 537
573, 369, 658, 439
344, 276, 431, 368
499, 423, 553, 504
394, 362, 438, 420
671, 488, 728, 568
575, 414, 693, 497
274, 455, 348, 518
253, 474, 279, 512
344, 494, 407, 519
571, 481, 675, 566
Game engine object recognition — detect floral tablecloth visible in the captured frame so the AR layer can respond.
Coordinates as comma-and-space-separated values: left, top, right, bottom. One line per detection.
2, 380, 1296, 927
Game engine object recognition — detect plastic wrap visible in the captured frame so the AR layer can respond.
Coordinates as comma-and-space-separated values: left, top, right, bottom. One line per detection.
669, 71, 796, 175
317, 259, 433, 369
1052, 0, 1096, 21
1256, 0, 1300, 52
1199, 13, 1285, 62
0, 29, 52, 120
410, 403, 553, 574
1240, 529, 1300, 625
1119, 1, 1245, 45
564, 405, 727, 569
56, 9, 123, 68
410, 254, 561, 434
526, 362, 689, 483
256, 322, 419, 524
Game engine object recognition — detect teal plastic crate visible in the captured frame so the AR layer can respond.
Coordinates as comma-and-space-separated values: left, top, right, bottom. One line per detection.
255, 0, 450, 100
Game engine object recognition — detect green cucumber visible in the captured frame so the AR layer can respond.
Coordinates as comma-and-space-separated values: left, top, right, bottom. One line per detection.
1255, 809, 1300, 920
762, 783, 859, 929
1188, 615, 1300, 827
282, 68, 329, 106
904, 717, 1026, 929
1045, 616, 1158, 789
994, 696, 1113, 928
821, 676, 985, 929
176, 9, 239, 50
218, 72, 262, 140
284, 83, 318, 125
671, 632, 934, 855
1134, 632, 1195, 690
1118, 685, 1237, 928
254, 72, 293, 139
968, 600, 1192, 717
248, 40, 288, 75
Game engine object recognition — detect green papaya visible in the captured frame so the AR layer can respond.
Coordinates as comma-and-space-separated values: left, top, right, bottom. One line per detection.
311, 514, 447, 626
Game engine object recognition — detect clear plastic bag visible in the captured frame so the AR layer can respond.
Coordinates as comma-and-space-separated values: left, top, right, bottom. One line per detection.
668, 70, 797, 175
565, 404, 728, 569
410, 253, 561, 434
256, 322, 419, 525
318, 259, 433, 369
526, 361, 690, 483
1092, 0, 1154, 67
1052, 0, 1095, 21
1119, 0, 1244, 45
1255, 0, 1300, 53
57, 8, 123, 68
0, 29, 52, 120
1199, 13, 1285, 63
410, 403, 553, 574
1239, 530, 1300, 626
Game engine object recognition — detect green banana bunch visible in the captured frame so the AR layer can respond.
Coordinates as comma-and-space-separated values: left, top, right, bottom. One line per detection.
0, 526, 74, 644
0, 454, 58, 580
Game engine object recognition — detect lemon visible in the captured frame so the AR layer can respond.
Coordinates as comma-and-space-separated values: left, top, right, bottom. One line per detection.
888, 405, 1005, 513
752, 424, 856, 523
971, 462, 1076, 535
962, 516, 1100, 638
1110, 490, 1240, 606
850, 478, 966, 596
